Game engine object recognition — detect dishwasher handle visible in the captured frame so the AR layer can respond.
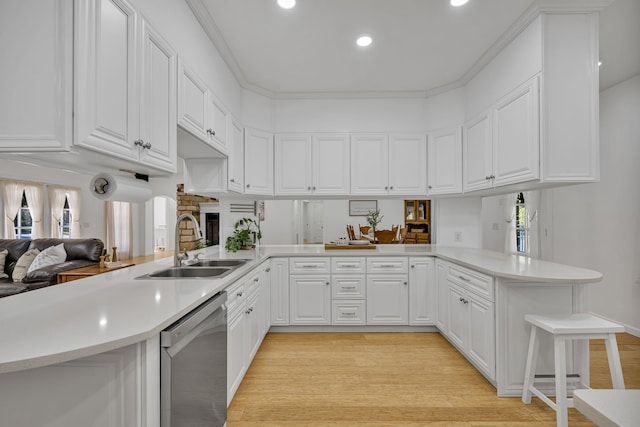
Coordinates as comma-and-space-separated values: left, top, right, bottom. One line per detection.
161, 291, 227, 348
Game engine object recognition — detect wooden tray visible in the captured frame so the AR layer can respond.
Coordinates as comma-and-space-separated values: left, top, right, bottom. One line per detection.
324, 243, 376, 250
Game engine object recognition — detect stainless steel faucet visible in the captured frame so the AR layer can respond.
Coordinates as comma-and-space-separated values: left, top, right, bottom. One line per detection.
174, 213, 203, 267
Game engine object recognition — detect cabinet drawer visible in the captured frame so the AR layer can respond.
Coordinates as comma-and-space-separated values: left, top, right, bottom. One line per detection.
367, 257, 408, 274
289, 257, 331, 274
332, 257, 366, 273
447, 264, 494, 301
332, 275, 366, 299
225, 281, 246, 314
332, 301, 366, 325
245, 271, 261, 295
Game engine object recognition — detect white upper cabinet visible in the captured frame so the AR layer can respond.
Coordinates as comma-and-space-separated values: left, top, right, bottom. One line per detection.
228, 117, 245, 193
351, 133, 426, 196
138, 19, 177, 172
274, 133, 349, 196
244, 128, 274, 196
177, 59, 208, 142
75, 0, 177, 173
177, 59, 229, 155
0, 0, 73, 152
427, 127, 462, 195
463, 77, 539, 192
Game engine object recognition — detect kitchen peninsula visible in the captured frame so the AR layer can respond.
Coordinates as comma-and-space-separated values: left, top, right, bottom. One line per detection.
0, 245, 601, 426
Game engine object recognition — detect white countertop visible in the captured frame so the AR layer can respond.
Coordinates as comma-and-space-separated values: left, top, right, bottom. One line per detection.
574, 389, 640, 427
0, 245, 602, 374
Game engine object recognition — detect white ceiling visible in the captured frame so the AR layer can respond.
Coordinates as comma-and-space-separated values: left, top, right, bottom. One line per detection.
188, 0, 640, 98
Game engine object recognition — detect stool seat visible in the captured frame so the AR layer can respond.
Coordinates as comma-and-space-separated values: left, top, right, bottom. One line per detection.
522, 313, 625, 427
524, 314, 626, 335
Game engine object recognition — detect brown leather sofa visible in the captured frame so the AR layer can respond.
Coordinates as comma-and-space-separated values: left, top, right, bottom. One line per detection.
0, 238, 104, 298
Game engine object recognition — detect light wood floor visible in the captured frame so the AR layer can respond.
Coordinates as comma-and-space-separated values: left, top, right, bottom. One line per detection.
228, 332, 640, 426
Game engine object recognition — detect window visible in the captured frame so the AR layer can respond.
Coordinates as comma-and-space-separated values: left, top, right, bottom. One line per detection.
515, 192, 528, 254
14, 191, 32, 239
59, 197, 72, 238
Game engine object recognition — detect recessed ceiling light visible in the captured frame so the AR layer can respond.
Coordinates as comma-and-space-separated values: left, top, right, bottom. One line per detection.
277, 0, 296, 9
356, 35, 373, 47
451, 0, 470, 6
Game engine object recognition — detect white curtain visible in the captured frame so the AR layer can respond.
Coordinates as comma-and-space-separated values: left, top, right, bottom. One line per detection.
66, 188, 81, 237
503, 194, 517, 254
2, 181, 24, 239
23, 184, 44, 238
47, 186, 67, 238
104, 201, 132, 260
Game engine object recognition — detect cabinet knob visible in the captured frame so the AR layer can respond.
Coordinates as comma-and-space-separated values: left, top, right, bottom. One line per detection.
265, 268, 271, 272
307, 186, 311, 190
411, 265, 415, 268
428, 185, 432, 189
207, 128, 213, 135
254, 277, 259, 282
134, 139, 144, 147
390, 186, 394, 190
312, 186, 316, 190
230, 178, 235, 183
326, 281, 330, 285
211, 129, 216, 136
490, 174, 495, 179
142, 141, 152, 149
246, 184, 250, 188
237, 291, 243, 297
385, 186, 389, 190
404, 281, 408, 286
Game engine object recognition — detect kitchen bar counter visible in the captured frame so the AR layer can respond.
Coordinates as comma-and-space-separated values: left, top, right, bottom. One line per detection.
0, 245, 601, 374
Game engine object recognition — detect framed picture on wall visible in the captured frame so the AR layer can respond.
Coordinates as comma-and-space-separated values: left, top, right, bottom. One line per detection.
349, 200, 377, 216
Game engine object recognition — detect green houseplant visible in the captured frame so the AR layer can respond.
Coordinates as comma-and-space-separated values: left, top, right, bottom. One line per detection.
366, 209, 383, 237
225, 217, 262, 252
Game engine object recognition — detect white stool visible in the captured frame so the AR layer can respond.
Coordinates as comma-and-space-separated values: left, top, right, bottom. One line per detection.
521, 314, 625, 427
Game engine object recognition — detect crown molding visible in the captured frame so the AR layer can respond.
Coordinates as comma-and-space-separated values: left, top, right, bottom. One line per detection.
187, 0, 613, 100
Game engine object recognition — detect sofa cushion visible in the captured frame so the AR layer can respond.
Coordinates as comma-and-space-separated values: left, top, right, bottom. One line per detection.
28, 243, 66, 273
29, 239, 104, 262
12, 248, 40, 282
0, 239, 31, 276
0, 249, 8, 279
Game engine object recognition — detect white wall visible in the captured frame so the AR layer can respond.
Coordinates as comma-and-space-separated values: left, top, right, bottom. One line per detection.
546, 74, 640, 334
434, 197, 482, 247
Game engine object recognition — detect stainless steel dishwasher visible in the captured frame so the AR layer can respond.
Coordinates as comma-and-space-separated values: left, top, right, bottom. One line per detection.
161, 291, 227, 427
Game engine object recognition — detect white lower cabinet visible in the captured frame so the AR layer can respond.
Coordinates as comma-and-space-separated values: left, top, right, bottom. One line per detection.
438, 260, 496, 381
434, 260, 449, 332
270, 258, 290, 325
408, 257, 434, 325
290, 275, 331, 325
226, 263, 270, 405
332, 300, 366, 325
366, 275, 409, 325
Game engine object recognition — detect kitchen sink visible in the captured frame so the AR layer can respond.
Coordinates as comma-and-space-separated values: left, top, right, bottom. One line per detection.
136, 266, 235, 280
187, 259, 249, 267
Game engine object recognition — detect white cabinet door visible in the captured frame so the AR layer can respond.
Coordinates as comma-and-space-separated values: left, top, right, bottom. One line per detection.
366, 275, 409, 325
492, 77, 539, 187
177, 59, 208, 141
228, 117, 245, 193
466, 292, 495, 379
350, 134, 388, 195
427, 127, 462, 195
75, 0, 138, 161
138, 20, 177, 172
434, 260, 449, 333
388, 134, 427, 195
246, 290, 262, 362
463, 112, 493, 192
313, 133, 350, 196
446, 280, 467, 350
409, 258, 434, 325
290, 275, 331, 325
274, 134, 312, 195
208, 95, 228, 150
244, 128, 274, 196
270, 258, 290, 325
0, 0, 72, 151
259, 261, 272, 335
227, 307, 247, 404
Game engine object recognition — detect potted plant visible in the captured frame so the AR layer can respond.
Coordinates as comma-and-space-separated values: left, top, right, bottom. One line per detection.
225, 217, 262, 252
366, 209, 383, 238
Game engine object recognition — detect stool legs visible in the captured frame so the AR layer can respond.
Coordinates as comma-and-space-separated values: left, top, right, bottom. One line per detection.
605, 333, 625, 389
554, 336, 569, 427
522, 324, 539, 404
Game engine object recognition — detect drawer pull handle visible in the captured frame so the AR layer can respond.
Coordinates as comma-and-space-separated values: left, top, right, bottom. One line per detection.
340, 264, 358, 268
458, 275, 471, 282
301, 264, 319, 268
343, 312, 357, 316
459, 297, 469, 304
379, 264, 396, 268
342, 286, 356, 290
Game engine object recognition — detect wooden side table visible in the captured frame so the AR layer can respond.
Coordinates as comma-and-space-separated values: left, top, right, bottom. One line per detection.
57, 263, 135, 283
